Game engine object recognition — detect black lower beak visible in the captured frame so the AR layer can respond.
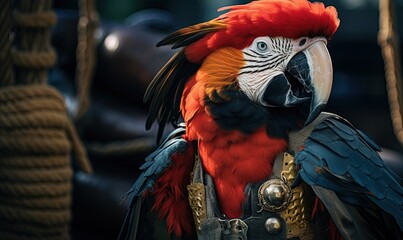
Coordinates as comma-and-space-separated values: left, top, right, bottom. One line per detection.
261, 41, 333, 125
262, 72, 310, 107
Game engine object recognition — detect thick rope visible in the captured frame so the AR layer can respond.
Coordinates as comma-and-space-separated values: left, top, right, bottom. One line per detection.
0, 85, 92, 171
75, 0, 98, 118
378, 0, 403, 146
0, 156, 70, 168
0, 205, 71, 226
0, 226, 69, 240
0, 0, 14, 86
0, 195, 71, 209
0, 83, 65, 101
12, 0, 56, 84
0, 224, 69, 240
0, 222, 69, 235
0, 182, 72, 198
1, 1, 96, 239
0, 167, 73, 183
13, 10, 57, 28
0, 85, 92, 240
12, 48, 57, 69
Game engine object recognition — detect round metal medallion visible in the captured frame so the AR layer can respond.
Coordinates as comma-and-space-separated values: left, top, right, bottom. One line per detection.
257, 178, 292, 212
265, 217, 282, 234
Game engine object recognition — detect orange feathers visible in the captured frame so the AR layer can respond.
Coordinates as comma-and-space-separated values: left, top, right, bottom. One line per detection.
196, 47, 245, 100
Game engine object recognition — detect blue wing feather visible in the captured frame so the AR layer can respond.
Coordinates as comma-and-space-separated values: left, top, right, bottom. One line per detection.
118, 127, 189, 240
357, 129, 382, 152
125, 127, 188, 206
295, 116, 403, 230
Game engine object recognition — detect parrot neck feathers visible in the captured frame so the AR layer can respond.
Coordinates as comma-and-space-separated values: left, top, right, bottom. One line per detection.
205, 89, 307, 140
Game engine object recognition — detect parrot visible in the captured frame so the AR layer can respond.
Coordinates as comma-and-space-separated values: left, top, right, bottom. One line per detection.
118, 0, 403, 239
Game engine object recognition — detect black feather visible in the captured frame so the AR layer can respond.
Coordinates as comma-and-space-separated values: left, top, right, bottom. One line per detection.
145, 19, 226, 143
204, 90, 307, 138
156, 20, 225, 47
144, 49, 199, 142
172, 31, 216, 49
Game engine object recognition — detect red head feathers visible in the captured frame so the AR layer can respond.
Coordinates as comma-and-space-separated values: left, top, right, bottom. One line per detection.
147, 0, 340, 140
185, 0, 340, 62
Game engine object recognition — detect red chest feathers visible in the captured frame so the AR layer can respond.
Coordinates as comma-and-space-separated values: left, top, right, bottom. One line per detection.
199, 126, 287, 218
182, 80, 287, 217
188, 106, 287, 217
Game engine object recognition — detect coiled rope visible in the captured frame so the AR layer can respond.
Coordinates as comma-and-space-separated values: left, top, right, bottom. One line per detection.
0, 0, 92, 239
0, 85, 91, 239
12, 0, 57, 84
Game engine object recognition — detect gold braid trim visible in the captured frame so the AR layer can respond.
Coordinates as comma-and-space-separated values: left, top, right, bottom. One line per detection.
187, 154, 207, 231
187, 183, 207, 231
281, 152, 314, 240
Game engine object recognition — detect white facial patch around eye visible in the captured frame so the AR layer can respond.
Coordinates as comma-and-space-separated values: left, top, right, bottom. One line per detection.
252, 37, 272, 54
237, 37, 293, 103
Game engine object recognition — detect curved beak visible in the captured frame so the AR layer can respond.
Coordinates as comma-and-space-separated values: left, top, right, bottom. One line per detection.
302, 41, 333, 124
262, 40, 333, 125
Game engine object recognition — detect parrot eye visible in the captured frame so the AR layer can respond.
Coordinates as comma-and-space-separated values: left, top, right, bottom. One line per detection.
256, 41, 268, 52
250, 37, 273, 54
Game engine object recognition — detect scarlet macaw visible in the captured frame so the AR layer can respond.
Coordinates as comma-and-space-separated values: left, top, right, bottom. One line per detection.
119, 0, 403, 239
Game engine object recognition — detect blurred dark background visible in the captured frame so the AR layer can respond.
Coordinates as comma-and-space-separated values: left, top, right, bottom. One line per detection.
50, 0, 403, 239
